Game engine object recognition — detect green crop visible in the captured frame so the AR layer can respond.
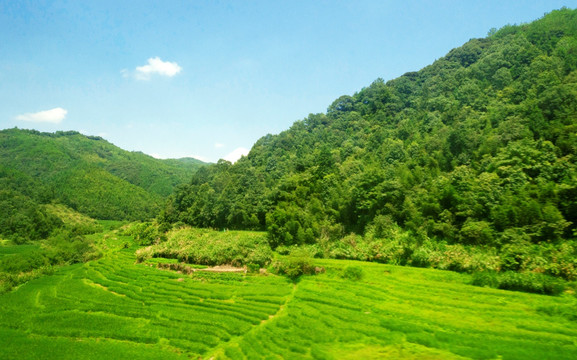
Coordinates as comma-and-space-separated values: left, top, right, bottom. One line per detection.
1, 249, 576, 359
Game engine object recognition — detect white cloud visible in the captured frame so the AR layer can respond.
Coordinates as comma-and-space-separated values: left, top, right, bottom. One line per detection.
16, 107, 67, 124
223, 147, 250, 163
133, 57, 182, 80
214, 142, 224, 148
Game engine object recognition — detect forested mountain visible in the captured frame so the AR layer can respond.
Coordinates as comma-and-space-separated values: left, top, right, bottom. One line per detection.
164, 9, 577, 260
0, 128, 205, 233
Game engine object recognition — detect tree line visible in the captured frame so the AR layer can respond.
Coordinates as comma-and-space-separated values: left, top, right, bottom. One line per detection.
161, 8, 577, 280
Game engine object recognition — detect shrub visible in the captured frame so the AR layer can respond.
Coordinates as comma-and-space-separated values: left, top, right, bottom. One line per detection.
275, 245, 291, 255
0, 273, 16, 293
247, 263, 260, 273
498, 272, 566, 296
44, 230, 101, 265
471, 271, 499, 288
126, 222, 166, 246
460, 219, 495, 246
0, 251, 48, 274
136, 228, 274, 267
276, 244, 323, 258
135, 246, 154, 263
365, 215, 399, 240
342, 265, 364, 281
271, 248, 315, 280
471, 270, 566, 296
500, 238, 534, 272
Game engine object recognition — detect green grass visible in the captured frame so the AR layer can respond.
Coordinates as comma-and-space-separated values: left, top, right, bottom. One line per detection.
0, 246, 576, 359
0, 243, 40, 258
144, 257, 180, 264
86, 230, 134, 255
97, 220, 127, 231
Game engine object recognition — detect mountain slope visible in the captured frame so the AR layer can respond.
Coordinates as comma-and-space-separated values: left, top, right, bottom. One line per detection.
0, 129, 205, 221
164, 8, 577, 276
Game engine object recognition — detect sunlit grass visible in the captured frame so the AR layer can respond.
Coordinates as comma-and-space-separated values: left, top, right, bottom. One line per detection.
0, 243, 40, 258
1, 247, 576, 359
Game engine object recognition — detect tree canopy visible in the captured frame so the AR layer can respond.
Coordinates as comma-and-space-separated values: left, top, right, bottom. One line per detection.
164, 8, 577, 252
0, 129, 206, 223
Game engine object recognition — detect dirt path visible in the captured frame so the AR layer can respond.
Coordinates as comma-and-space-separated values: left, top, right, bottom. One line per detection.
154, 262, 249, 274
201, 265, 246, 273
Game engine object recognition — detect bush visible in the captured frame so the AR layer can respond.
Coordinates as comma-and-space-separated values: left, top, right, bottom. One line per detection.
137, 228, 274, 267
471, 271, 499, 288
275, 245, 291, 255
342, 265, 364, 281
471, 270, 566, 296
271, 248, 315, 280
44, 230, 101, 265
135, 246, 154, 263
365, 215, 399, 240
460, 220, 495, 246
497, 272, 566, 296
500, 238, 534, 272
0, 273, 16, 293
275, 244, 323, 258
125, 222, 166, 246
247, 263, 260, 273
0, 251, 48, 274
410, 245, 435, 268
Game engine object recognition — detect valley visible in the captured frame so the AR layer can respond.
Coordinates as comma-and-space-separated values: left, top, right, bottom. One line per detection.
1, 7, 577, 359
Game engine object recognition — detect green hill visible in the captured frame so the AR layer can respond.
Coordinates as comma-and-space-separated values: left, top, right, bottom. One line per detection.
163, 9, 577, 278
1, 9, 577, 358
0, 129, 205, 225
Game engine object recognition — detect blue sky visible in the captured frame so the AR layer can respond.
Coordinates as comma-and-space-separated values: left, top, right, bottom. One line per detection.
0, 1, 573, 162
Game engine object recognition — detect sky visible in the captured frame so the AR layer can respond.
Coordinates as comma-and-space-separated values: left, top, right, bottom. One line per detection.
0, 1, 574, 163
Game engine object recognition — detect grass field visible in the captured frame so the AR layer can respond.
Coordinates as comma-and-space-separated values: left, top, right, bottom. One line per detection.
0, 242, 576, 359
0, 243, 40, 258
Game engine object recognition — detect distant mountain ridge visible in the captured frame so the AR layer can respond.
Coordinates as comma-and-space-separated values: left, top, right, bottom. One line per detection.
0, 128, 205, 221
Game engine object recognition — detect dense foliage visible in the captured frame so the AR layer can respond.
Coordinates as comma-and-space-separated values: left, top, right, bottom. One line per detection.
164, 9, 577, 280
0, 190, 62, 244
135, 227, 273, 267
0, 129, 205, 222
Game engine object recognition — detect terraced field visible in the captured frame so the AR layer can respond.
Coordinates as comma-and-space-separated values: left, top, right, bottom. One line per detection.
0, 243, 40, 258
1, 246, 576, 359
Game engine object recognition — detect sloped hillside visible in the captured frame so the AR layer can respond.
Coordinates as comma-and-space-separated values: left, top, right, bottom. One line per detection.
0, 129, 205, 222
164, 8, 577, 265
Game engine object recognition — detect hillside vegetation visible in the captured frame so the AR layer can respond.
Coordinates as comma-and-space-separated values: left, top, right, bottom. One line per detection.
163, 9, 577, 280
2, 8, 577, 360
0, 128, 205, 225
134, 227, 273, 266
